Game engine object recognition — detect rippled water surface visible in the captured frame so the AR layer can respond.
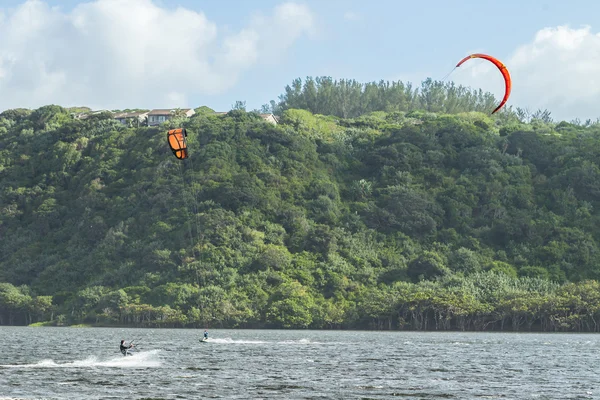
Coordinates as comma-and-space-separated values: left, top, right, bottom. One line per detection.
0, 327, 598, 399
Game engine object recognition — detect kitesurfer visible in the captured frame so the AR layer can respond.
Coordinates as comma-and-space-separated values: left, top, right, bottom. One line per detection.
120, 339, 134, 356
203, 330, 209, 340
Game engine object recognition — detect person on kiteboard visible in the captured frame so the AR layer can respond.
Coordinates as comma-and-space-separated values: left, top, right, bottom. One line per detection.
120, 339, 134, 356
203, 330, 209, 340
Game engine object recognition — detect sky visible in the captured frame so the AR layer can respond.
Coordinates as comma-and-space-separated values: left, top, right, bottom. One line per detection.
1, 0, 600, 121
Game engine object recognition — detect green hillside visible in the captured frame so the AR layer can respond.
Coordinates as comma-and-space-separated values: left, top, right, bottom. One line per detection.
1, 77, 600, 331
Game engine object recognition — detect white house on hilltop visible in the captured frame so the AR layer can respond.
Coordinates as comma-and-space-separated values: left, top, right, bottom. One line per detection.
147, 108, 195, 126
72, 108, 280, 126
113, 111, 149, 125
259, 113, 279, 125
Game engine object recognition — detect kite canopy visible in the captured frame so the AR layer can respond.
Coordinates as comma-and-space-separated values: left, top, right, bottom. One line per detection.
167, 128, 188, 160
456, 53, 511, 114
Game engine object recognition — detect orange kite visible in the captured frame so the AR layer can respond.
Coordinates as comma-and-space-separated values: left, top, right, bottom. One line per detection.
456, 53, 511, 114
167, 128, 189, 160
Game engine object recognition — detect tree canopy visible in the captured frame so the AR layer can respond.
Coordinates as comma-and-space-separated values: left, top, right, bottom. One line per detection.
2, 77, 600, 331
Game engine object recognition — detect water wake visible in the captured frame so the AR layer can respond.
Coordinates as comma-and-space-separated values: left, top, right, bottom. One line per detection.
277, 338, 328, 345
0, 349, 162, 369
207, 338, 268, 344
205, 337, 332, 345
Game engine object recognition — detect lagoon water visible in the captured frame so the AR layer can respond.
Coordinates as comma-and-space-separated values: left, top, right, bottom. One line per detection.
0, 327, 598, 399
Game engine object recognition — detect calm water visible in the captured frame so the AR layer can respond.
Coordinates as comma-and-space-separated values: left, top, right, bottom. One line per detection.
0, 327, 598, 399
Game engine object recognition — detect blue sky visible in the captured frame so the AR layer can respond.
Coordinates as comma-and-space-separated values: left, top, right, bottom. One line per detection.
1, 0, 600, 120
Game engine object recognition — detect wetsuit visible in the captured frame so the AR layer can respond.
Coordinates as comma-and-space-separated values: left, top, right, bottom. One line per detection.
120, 343, 133, 356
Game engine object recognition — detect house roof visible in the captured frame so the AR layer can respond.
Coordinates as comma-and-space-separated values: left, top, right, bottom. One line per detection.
260, 113, 279, 122
73, 110, 111, 119
114, 111, 148, 118
148, 108, 192, 116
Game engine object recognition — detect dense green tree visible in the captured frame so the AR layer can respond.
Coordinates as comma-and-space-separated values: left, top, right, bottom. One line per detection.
2, 78, 600, 330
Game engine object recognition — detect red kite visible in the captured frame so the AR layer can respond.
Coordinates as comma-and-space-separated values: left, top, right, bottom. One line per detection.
456, 53, 511, 114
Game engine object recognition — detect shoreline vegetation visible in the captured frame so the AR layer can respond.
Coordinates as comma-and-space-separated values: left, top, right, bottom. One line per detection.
2, 77, 600, 332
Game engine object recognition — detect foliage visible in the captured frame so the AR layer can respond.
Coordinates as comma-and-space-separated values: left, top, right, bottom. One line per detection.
2, 78, 600, 331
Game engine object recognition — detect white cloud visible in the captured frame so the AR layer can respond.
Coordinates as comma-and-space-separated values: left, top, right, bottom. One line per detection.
450, 25, 600, 121
0, 0, 315, 110
248, 2, 316, 65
